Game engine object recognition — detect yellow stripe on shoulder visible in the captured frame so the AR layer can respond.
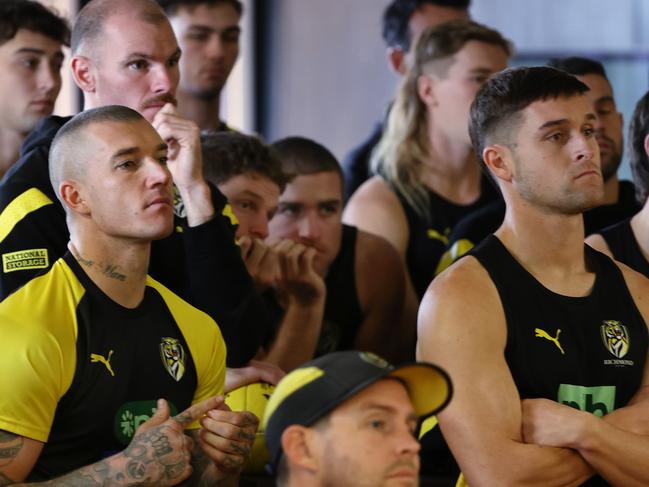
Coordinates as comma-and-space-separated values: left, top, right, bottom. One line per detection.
0, 188, 53, 244
0, 258, 85, 441
146, 276, 227, 411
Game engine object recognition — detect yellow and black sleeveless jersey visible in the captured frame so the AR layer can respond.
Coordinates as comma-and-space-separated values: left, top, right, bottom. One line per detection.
392, 175, 499, 299
0, 115, 272, 366
0, 252, 226, 480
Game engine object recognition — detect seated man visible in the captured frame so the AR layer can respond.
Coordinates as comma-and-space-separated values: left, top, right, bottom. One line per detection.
269, 137, 414, 366
263, 350, 452, 487
587, 89, 649, 278
419, 66, 649, 486
0, 106, 257, 485
201, 132, 326, 372
0, 0, 68, 177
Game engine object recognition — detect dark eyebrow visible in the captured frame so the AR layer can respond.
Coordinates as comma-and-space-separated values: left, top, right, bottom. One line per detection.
188, 24, 241, 35
595, 96, 615, 105
537, 113, 596, 132
14, 47, 63, 58
319, 199, 341, 206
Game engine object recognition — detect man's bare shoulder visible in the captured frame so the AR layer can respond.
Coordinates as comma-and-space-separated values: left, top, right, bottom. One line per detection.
355, 229, 401, 266
585, 233, 612, 258
343, 176, 409, 253
353, 228, 404, 302
343, 176, 404, 222
428, 254, 494, 300
419, 255, 504, 338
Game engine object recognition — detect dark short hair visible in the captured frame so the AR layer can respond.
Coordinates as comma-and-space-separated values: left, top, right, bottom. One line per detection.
0, 0, 70, 46
157, 0, 243, 16
547, 56, 607, 80
469, 66, 590, 177
201, 132, 289, 192
382, 0, 470, 50
72, 0, 168, 56
271, 137, 343, 187
628, 90, 649, 204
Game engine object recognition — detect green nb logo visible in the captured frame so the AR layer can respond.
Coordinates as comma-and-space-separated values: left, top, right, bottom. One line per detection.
558, 384, 616, 417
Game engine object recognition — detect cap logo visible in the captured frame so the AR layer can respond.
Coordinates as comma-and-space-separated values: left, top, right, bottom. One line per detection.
359, 352, 392, 370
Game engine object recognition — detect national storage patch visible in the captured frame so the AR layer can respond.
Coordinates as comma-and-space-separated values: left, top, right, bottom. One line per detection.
2, 248, 49, 273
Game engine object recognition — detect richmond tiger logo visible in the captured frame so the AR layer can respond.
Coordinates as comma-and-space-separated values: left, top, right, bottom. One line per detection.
160, 337, 186, 381
600, 320, 630, 359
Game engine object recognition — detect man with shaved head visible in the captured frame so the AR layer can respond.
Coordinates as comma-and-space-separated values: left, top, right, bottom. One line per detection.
0, 105, 257, 485
0, 0, 269, 367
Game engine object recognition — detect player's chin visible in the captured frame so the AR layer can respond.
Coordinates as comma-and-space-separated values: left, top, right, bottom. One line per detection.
147, 219, 175, 241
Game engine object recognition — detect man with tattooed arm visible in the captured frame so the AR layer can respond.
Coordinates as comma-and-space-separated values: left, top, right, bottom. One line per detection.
0, 106, 258, 486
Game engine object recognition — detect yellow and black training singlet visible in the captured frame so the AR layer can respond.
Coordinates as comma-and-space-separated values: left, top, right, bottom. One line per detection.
0, 252, 226, 480
470, 235, 647, 487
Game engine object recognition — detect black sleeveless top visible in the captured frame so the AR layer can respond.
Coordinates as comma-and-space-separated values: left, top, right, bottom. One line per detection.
471, 235, 647, 487
317, 224, 364, 354
395, 176, 499, 299
599, 219, 649, 278
263, 225, 364, 356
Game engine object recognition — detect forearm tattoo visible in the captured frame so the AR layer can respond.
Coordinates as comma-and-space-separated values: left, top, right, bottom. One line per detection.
0, 431, 22, 486
0, 425, 191, 486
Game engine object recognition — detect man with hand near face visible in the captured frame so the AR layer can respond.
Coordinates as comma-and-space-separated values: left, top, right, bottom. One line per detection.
0, 106, 257, 486
201, 132, 326, 373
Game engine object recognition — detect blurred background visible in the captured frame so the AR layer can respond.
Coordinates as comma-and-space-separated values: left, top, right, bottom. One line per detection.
54, 0, 649, 180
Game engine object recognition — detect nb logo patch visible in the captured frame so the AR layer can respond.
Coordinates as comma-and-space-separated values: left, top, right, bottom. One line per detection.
2, 248, 49, 273
558, 384, 616, 417
534, 327, 565, 354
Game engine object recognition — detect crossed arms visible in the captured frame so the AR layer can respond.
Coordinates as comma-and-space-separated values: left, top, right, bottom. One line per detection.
417, 257, 649, 487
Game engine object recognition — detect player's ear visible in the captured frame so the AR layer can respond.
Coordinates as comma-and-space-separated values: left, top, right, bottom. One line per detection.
71, 55, 96, 93
417, 73, 437, 107
483, 144, 514, 183
281, 425, 320, 472
60, 180, 91, 216
387, 47, 406, 75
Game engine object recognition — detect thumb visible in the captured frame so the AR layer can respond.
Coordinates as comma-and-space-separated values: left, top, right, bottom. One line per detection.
138, 398, 170, 433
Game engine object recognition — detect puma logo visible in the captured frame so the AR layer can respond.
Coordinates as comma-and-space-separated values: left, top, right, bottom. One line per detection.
426, 229, 449, 245
534, 328, 565, 355
91, 350, 115, 376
